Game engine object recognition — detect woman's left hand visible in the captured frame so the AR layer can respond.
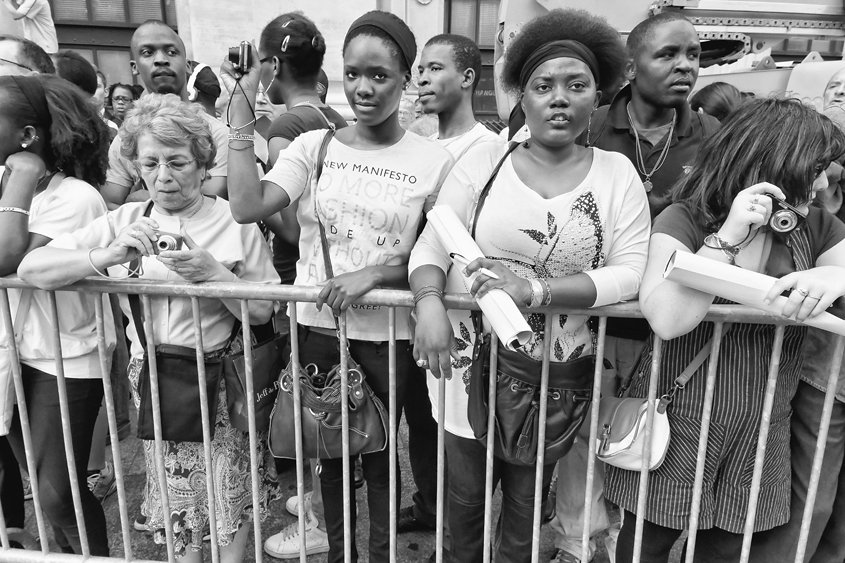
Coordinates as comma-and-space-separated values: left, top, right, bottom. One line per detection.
764, 266, 845, 321
316, 268, 379, 314
157, 227, 230, 282
465, 258, 532, 305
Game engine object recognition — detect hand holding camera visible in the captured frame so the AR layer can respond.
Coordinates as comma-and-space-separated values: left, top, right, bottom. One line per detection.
156, 227, 233, 283
719, 182, 790, 245
219, 40, 262, 96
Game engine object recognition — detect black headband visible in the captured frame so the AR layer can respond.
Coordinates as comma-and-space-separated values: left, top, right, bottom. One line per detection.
518, 40, 601, 89
10, 75, 51, 127
347, 11, 416, 73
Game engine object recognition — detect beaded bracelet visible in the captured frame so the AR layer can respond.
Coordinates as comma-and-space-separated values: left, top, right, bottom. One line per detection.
228, 132, 255, 142
527, 278, 544, 308
0, 207, 29, 216
413, 285, 443, 308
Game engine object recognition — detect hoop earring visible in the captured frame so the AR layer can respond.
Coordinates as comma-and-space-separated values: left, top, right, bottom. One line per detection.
586, 112, 594, 147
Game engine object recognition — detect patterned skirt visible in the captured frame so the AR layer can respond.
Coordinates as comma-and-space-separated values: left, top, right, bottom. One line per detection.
128, 358, 281, 556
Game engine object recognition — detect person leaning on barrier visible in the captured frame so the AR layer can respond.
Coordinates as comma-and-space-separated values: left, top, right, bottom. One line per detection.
408, 8, 650, 563
223, 10, 454, 563
18, 93, 282, 563
0, 73, 114, 556
602, 98, 845, 563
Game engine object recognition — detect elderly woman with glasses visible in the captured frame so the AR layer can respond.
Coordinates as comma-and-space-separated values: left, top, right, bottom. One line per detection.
19, 93, 281, 563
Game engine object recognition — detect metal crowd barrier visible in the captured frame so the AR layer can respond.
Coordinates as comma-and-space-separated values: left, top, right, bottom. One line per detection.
0, 277, 842, 563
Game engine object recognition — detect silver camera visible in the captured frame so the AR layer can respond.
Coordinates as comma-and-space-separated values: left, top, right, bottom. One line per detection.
153, 232, 183, 254
765, 194, 806, 235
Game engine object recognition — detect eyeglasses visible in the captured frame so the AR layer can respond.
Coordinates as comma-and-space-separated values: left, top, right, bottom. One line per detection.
112, 96, 133, 104
134, 158, 196, 174
0, 57, 32, 72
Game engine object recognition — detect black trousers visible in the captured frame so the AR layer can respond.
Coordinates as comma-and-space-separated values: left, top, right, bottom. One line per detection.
7, 365, 108, 556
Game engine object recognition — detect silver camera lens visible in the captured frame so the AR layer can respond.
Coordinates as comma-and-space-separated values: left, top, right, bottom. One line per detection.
770, 209, 798, 233
157, 235, 178, 252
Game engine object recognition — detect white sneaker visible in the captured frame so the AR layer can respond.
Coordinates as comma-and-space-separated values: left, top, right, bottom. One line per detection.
264, 511, 328, 559
285, 490, 313, 517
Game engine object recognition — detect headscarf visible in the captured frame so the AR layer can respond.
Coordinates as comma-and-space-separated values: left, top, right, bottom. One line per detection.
9, 75, 51, 127
508, 40, 600, 141
346, 11, 416, 73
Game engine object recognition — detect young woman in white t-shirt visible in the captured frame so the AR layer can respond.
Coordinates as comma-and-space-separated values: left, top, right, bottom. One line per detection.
0, 73, 113, 556
407, 10, 651, 563
223, 11, 453, 563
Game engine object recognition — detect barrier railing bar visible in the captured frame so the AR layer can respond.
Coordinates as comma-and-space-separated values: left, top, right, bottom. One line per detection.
581, 316, 608, 563
93, 297, 132, 561
0, 550, 165, 563
0, 289, 49, 554
531, 315, 554, 563
0, 279, 814, 326
388, 307, 398, 563
190, 297, 220, 563
632, 335, 663, 563
240, 301, 264, 563
287, 310, 308, 563
46, 292, 89, 557
481, 332, 499, 563
434, 332, 448, 563
685, 322, 727, 563
794, 335, 845, 562
141, 294, 176, 563
0, 296, 14, 550
740, 324, 786, 563
339, 314, 352, 563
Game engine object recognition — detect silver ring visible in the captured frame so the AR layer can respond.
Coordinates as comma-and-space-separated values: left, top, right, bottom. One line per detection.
130, 230, 138, 238
753, 196, 760, 204
808, 295, 821, 301
796, 288, 809, 298
416, 359, 427, 367
750, 204, 757, 213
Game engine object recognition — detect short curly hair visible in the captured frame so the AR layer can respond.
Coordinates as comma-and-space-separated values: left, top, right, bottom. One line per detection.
120, 94, 216, 172
501, 8, 626, 95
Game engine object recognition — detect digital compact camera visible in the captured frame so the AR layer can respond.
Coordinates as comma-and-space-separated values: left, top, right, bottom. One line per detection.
153, 232, 183, 254
228, 41, 251, 74
765, 194, 806, 235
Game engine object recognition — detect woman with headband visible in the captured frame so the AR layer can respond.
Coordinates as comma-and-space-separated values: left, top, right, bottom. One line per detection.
223, 10, 454, 563
0, 74, 113, 555
407, 9, 648, 563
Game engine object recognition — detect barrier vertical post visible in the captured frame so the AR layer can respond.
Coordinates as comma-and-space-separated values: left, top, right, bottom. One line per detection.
287, 309, 308, 563
435, 325, 448, 563
740, 325, 786, 563
481, 332, 499, 563
388, 307, 398, 563
531, 315, 554, 563
239, 301, 264, 563
339, 314, 352, 563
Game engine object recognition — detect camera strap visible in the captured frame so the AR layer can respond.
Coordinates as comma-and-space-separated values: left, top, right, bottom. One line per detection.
127, 201, 155, 351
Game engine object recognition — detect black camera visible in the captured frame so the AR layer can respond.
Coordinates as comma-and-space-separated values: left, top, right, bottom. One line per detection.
153, 232, 183, 254
765, 193, 806, 235
228, 41, 252, 74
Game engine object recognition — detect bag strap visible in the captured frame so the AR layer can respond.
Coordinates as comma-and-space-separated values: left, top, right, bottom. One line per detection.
293, 101, 337, 132
662, 322, 733, 403
470, 141, 520, 239
127, 201, 156, 350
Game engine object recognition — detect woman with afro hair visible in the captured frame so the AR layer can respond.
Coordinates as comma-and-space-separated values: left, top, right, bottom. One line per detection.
408, 8, 650, 563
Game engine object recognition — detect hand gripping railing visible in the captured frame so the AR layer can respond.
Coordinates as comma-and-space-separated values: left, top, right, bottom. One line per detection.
0, 276, 841, 563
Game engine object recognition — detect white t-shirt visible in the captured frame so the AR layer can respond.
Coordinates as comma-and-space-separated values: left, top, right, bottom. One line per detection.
14, 0, 57, 54
105, 111, 228, 188
408, 145, 651, 438
9, 175, 115, 378
50, 197, 280, 359
263, 129, 454, 341
430, 123, 502, 162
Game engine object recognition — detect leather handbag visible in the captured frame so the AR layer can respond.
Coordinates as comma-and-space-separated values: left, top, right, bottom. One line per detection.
467, 326, 594, 466
596, 327, 730, 471
268, 353, 388, 459
267, 129, 389, 460
222, 320, 287, 433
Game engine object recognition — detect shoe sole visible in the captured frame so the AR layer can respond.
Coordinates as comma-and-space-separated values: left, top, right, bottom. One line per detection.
133, 521, 151, 533
264, 544, 330, 559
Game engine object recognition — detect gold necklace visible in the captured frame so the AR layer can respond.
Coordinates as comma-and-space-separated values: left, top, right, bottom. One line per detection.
626, 103, 675, 193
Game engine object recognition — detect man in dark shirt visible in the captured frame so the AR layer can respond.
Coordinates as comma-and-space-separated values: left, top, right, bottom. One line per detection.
550, 12, 720, 563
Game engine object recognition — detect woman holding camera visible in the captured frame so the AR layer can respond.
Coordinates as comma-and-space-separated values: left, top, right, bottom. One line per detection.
604, 98, 845, 563
408, 9, 649, 563
223, 10, 453, 563
19, 94, 281, 563
0, 73, 112, 556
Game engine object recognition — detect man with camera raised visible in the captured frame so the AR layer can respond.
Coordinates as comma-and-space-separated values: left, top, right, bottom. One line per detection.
100, 20, 229, 209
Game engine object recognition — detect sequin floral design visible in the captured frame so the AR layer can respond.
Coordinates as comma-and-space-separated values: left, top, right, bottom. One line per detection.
489, 191, 605, 362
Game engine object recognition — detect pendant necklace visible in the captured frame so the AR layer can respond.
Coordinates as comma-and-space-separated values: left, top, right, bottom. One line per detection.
626, 103, 675, 193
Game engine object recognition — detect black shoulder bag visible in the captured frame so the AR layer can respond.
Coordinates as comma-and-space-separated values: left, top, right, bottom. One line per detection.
465, 143, 595, 466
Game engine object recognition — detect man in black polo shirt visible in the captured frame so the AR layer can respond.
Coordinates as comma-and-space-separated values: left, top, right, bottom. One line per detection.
549, 12, 720, 563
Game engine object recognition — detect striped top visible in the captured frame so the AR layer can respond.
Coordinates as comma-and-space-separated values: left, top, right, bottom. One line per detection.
605, 203, 845, 533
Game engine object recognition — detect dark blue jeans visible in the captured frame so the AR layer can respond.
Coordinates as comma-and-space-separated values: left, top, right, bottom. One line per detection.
297, 326, 411, 563
445, 432, 554, 563
750, 380, 845, 563
7, 365, 108, 556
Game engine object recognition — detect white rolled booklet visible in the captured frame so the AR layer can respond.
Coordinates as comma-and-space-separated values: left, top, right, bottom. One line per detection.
427, 205, 533, 351
664, 250, 845, 336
